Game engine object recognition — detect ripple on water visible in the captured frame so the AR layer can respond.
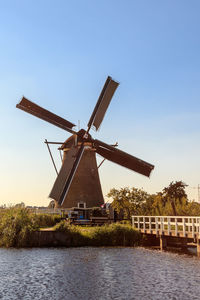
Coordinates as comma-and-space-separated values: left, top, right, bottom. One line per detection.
0, 247, 200, 300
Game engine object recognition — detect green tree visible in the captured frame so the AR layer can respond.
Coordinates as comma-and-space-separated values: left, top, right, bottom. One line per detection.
107, 187, 133, 219
15, 202, 25, 208
162, 181, 188, 215
107, 181, 200, 218
107, 187, 153, 219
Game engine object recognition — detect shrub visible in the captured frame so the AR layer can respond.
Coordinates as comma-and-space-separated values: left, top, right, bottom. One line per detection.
0, 207, 39, 247
54, 222, 141, 247
91, 207, 103, 217
33, 214, 61, 228
86, 223, 141, 246
54, 221, 87, 246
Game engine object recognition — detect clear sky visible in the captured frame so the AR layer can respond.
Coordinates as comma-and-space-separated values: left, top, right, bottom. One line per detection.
1, 0, 200, 206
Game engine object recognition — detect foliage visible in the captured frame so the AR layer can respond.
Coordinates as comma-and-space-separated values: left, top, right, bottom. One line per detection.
54, 221, 87, 246
54, 222, 141, 247
14, 202, 25, 208
107, 187, 154, 219
48, 200, 55, 208
107, 181, 200, 217
91, 207, 103, 217
86, 223, 141, 246
0, 207, 39, 247
162, 181, 188, 200
33, 213, 62, 228
162, 181, 188, 215
0, 208, 62, 247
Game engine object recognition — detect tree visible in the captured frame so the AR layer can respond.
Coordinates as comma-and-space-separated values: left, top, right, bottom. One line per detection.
107, 187, 133, 219
162, 181, 188, 215
15, 202, 25, 208
107, 187, 153, 219
162, 181, 188, 201
48, 200, 55, 208
107, 181, 200, 218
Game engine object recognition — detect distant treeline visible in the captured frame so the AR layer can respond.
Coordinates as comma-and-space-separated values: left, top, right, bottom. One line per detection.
108, 181, 200, 218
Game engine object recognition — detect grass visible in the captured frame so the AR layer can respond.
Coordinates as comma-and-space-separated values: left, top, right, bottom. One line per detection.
0, 207, 141, 248
0, 207, 62, 247
54, 221, 141, 247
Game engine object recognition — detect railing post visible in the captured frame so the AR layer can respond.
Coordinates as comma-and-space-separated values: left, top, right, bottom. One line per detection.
149, 217, 152, 232
198, 218, 200, 235
160, 236, 167, 251
168, 217, 171, 235
188, 218, 191, 233
155, 217, 158, 235
183, 218, 186, 237
143, 217, 146, 231
138, 217, 140, 230
197, 237, 200, 257
175, 218, 178, 236
161, 217, 164, 234
192, 218, 194, 238
132, 216, 134, 228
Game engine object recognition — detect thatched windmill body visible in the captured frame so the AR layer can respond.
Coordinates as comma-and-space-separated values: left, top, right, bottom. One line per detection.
16, 76, 154, 208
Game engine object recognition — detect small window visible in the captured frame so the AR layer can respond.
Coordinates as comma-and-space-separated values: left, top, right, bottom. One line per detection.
78, 202, 86, 208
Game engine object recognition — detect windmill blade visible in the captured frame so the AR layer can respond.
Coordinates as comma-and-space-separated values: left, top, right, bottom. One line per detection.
49, 146, 79, 202
87, 76, 119, 131
49, 144, 85, 206
94, 139, 154, 177
16, 97, 76, 133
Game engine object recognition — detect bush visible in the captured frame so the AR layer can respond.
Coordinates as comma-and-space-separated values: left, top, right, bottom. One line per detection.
86, 223, 141, 246
54, 221, 87, 246
33, 214, 62, 228
0, 207, 39, 247
54, 222, 141, 247
91, 207, 103, 217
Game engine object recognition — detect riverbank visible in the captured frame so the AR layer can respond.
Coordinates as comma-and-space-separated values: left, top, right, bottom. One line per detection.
27, 222, 141, 247
0, 207, 141, 248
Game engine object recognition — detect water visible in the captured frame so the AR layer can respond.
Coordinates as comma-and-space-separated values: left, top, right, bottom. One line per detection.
0, 247, 200, 300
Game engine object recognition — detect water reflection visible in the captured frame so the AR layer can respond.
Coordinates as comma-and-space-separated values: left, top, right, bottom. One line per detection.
0, 247, 200, 299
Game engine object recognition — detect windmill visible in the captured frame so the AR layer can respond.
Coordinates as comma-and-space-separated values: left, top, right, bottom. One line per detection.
16, 76, 154, 208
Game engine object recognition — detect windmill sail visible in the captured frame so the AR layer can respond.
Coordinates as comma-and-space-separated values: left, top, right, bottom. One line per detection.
49, 145, 79, 202
16, 97, 75, 133
58, 144, 85, 205
50, 144, 85, 205
94, 139, 154, 177
87, 76, 119, 131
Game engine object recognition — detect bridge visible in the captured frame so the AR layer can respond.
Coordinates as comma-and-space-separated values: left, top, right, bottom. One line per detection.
132, 216, 200, 256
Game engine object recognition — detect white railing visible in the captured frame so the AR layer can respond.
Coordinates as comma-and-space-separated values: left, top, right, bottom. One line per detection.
132, 216, 200, 238
28, 208, 70, 215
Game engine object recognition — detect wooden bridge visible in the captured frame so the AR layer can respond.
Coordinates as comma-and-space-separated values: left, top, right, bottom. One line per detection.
132, 216, 200, 256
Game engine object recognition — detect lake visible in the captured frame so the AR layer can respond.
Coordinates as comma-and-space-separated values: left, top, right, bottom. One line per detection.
0, 247, 200, 300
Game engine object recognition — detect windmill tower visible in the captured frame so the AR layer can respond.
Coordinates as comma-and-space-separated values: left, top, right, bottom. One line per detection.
51, 133, 104, 208
16, 76, 154, 208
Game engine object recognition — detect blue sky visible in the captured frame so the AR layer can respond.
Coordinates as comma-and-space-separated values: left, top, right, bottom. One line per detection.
1, 1, 200, 206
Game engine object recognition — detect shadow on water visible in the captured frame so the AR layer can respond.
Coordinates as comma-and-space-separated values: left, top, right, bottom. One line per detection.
145, 245, 197, 257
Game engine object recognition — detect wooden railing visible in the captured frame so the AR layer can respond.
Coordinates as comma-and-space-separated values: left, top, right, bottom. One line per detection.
132, 216, 200, 238
28, 208, 70, 215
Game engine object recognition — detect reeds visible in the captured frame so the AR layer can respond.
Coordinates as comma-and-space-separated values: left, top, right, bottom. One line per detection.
0, 208, 141, 248
0, 207, 62, 247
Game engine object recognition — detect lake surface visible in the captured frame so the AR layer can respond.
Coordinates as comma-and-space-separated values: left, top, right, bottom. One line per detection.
0, 247, 200, 300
